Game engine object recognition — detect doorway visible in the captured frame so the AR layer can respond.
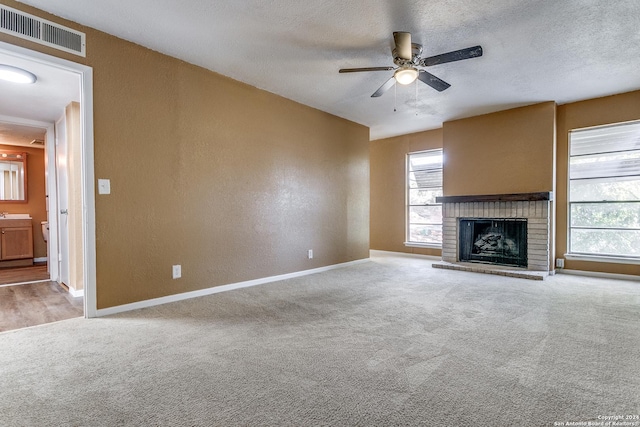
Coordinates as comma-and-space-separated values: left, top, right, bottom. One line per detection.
0, 41, 97, 324
0, 117, 77, 331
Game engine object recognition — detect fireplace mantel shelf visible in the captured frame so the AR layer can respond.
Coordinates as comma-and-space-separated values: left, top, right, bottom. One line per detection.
436, 192, 553, 203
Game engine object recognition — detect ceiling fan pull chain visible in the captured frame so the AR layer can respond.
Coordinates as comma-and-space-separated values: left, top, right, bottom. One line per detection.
413, 79, 418, 117
394, 83, 397, 112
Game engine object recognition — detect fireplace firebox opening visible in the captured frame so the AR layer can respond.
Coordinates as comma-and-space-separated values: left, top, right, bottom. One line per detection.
459, 218, 528, 268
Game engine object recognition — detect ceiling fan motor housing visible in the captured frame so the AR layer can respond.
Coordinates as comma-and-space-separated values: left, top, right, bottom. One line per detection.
392, 43, 423, 67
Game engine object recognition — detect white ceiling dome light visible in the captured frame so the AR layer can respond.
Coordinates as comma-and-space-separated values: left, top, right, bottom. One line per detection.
0, 64, 37, 84
394, 66, 419, 85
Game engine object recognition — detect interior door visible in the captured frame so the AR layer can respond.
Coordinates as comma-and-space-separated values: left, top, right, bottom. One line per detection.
55, 116, 70, 287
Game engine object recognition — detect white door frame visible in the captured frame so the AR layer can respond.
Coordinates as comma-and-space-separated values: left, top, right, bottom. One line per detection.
0, 41, 97, 318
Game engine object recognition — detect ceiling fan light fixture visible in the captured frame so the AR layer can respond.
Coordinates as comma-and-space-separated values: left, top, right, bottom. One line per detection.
0, 64, 37, 84
339, 31, 482, 97
394, 67, 419, 85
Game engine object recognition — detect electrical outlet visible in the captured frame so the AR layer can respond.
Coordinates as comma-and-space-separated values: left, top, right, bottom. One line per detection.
172, 264, 181, 279
555, 258, 564, 268
98, 179, 111, 195
308, 249, 313, 259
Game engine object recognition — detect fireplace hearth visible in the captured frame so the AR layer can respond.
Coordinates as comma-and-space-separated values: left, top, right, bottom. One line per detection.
433, 192, 552, 275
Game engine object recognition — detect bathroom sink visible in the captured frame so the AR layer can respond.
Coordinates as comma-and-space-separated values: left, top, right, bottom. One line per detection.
1, 214, 31, 219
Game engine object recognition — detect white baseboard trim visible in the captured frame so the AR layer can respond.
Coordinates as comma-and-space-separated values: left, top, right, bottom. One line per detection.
370, 249, 441, 261
69, 288, 84, 298
95, 258, 371, 317
558, 269, 640, 282
34, 257, 47, 263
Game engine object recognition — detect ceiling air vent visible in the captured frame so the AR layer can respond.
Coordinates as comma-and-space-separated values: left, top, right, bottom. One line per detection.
0, 4, 85, 57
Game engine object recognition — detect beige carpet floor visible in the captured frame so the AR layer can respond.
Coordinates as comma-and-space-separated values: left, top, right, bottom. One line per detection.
0, 254, 638, 426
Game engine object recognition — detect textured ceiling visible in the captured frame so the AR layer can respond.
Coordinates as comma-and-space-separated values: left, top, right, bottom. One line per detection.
0, 50, 80, 123
11, 0, 640, 139
0, 49, 80, 147
0, 122, 45, 148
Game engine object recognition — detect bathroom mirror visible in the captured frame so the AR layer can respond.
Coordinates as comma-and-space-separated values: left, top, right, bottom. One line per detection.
0, 152, 27, 202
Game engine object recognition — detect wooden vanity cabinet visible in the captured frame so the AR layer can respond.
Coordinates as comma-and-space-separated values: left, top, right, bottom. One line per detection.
0, 219, 34, 267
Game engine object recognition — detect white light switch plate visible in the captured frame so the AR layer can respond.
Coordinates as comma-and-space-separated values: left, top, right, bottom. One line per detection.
98, 179, 111, 195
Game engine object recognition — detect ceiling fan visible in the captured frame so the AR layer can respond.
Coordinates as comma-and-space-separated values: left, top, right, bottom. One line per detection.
339, 32, 483, 97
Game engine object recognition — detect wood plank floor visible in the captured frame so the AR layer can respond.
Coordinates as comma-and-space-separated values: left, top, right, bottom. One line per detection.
0, 271, 83, 333
0, 264, 50, 286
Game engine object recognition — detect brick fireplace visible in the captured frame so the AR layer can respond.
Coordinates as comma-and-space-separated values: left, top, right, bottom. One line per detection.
433, 192, 552, 278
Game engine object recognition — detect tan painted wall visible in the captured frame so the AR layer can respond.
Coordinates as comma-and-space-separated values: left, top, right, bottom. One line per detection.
0, 1, 369, 308
556, 90, 640, 276
370, 129, 442, 257
372, 93, 640, 277
371, 103, 557, 260
0, 144, 47, 258
442, 102, 556, 196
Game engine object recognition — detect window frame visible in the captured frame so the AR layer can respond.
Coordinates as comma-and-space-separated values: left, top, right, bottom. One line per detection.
567, 120, 640, 262
405, 149, 443, 248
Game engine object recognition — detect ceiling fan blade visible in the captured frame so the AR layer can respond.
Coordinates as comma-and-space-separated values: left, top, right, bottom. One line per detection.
393, 31, 412, 60
371, 76, 396, 97
418, 70, 451, 92
421, 45, 483, 67
339, 66, 395, 73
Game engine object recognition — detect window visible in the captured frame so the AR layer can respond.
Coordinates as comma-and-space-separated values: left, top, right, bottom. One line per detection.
568, 121, 640, 259
407, 149, 443, 246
